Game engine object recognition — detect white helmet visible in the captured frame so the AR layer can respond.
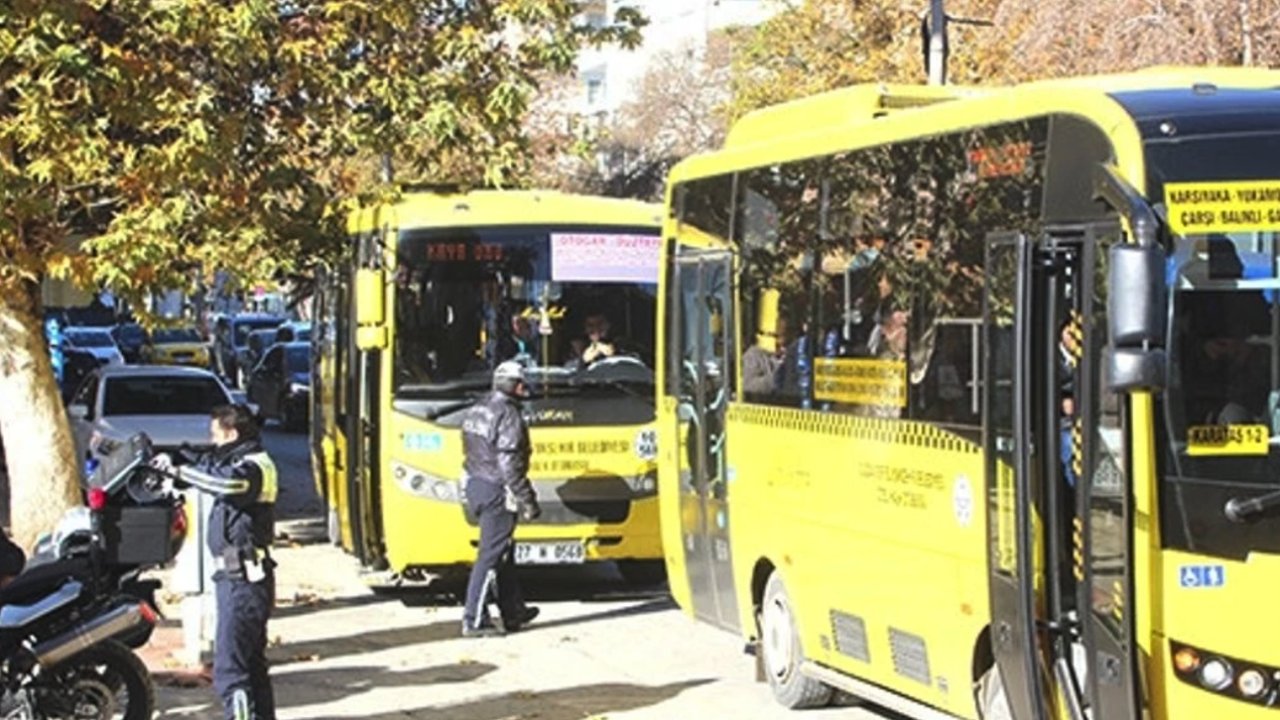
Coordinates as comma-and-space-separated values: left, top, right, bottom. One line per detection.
493, 360, 526, 393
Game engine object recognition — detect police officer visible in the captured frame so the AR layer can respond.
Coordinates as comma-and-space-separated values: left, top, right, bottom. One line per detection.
152, 404, 278, 720
460, 360, 541, 637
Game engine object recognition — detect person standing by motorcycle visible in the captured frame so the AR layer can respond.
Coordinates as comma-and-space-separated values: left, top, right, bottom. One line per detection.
460, 360, 541, 637
152, 404, 277, 720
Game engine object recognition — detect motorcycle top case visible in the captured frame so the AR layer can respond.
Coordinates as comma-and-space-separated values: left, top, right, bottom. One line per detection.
98, 504, 179, 566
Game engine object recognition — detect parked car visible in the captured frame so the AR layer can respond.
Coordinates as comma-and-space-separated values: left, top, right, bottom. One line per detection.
140, 326, 210, 367
212, 314, 284, 388
241, 328, 279, 380
60, 348, 103, 403
110, 322, 148, 363
246, 342, 311, 431
64, 366, 247, 461
63, 327, 125, 366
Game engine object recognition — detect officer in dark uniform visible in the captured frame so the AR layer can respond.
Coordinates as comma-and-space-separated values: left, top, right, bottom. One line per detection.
460, 360, 542, 637
152, 404, 278, 720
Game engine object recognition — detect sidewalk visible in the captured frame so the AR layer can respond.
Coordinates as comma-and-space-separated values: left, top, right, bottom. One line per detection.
144, 519, 369, 717
142, 531, 889, 720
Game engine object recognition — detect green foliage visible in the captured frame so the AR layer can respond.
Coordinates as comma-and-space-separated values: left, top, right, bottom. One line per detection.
0, 0, 645, 306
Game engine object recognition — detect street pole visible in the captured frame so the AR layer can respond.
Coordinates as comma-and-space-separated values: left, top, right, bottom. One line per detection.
927, 0, 948, 85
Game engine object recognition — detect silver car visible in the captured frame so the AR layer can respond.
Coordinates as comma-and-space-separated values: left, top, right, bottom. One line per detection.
65, 365, 249, 462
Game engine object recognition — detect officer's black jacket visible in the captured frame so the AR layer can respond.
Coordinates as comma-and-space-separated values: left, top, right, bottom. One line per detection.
461, 390, 536, 505
176, 439, 275, 557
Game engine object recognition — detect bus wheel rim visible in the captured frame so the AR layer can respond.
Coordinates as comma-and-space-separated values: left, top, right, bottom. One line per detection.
763, 596, 794, 681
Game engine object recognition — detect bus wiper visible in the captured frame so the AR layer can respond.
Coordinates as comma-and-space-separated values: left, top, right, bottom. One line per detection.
426, 396, 481, 420
579, 376, 653, 399
1224, 489, 1280, 522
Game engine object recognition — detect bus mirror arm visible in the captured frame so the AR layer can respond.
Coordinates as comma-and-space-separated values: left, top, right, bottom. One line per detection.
1094, 163, 1168, 391
1092, 164, 1158, 248
1224, 488, 1280, 523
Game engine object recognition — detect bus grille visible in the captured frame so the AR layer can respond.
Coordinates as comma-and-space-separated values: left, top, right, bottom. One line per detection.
830, 610, 870, 662
888, 627, 932, 685
463, 499, 631, 526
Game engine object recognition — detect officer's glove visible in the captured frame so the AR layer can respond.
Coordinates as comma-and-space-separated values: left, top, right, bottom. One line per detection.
518, 498, 542, 522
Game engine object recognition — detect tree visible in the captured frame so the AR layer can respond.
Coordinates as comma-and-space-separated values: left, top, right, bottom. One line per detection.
727, 0, 1016, 121
530, 30, 738, 201
0, 0, 643, 547
992, 0, 1280, 77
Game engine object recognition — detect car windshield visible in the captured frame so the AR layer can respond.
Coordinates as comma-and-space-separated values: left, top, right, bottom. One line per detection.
153, 328, 201, 343
286, 346, 310, 374
233, 320, 281, 347
103, 376, 228, 416
66, 330, 114, 348
114, 325, 145, 344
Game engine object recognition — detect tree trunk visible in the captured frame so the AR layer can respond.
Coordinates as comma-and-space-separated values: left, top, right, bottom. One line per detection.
0, 278, 81, 550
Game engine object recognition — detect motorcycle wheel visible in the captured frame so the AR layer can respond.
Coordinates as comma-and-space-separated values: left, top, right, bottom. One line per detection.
45, 640, 154, 720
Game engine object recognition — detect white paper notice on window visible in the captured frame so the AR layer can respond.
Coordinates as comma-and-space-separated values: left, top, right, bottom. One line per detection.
550, 233, 660, 284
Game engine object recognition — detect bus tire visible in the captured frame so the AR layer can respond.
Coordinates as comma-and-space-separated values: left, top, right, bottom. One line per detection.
975, 664, 1014, 720
760, 572, 833, 709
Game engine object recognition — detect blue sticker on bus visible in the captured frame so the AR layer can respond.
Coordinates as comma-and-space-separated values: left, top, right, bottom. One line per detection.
1179, 565, 1225, 589
404, 433, 443, 452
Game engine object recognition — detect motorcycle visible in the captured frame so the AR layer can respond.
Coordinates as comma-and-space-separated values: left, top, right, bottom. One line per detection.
9, 433, 188, 719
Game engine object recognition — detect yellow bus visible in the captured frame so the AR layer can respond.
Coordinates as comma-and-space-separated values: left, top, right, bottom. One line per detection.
312, 189, 668, 587
656, 68, 1280, 719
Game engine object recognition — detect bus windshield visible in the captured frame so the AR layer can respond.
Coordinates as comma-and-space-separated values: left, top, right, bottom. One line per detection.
392, 226, 659, 409
1147, 130, 1280, 558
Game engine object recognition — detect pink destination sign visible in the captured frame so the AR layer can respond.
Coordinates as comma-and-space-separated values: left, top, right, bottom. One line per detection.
550, 233, 660, 283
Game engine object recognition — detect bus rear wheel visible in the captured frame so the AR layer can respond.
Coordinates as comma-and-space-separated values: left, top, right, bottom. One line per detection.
760, 572, 834, 709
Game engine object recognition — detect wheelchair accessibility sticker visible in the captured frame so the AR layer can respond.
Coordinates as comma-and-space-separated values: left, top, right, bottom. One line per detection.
1179, 565, 1225, 589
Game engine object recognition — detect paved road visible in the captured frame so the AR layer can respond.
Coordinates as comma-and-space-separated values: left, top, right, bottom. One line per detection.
261, 423, 324, 521
154, 430, 903, 720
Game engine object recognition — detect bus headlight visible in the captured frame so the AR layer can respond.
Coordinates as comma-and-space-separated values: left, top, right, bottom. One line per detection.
1237, 669, 1268, 698
1199, 658, 1233, 691
390, 460, 460, 503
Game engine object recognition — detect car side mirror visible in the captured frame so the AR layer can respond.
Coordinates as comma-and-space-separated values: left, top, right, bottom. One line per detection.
68, 403, 90, 421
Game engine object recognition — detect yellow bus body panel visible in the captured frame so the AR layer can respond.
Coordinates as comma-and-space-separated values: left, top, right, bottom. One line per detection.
658, 66, 1280, 720
358, 189, 665, 574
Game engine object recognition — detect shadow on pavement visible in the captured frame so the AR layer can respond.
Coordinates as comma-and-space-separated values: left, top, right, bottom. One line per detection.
276, 661, 497, 706
393, 564, 670, 608
268, 620, 459, 666
523, 597, 675, 633
307, 679, 713, 720
271, 592, 392, 619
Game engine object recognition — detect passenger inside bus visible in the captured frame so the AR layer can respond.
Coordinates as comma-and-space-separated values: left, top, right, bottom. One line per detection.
579, 313, 617, 366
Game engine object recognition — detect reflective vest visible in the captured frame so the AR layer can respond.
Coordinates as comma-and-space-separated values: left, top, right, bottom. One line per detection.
242, 452, 278, 505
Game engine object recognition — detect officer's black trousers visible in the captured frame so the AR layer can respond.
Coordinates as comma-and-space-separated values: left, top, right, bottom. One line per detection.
214, 574, 276, 720
462, 479, 526, 629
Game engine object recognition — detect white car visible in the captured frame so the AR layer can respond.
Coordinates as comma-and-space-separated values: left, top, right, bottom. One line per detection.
63, 327, 125, 366
65, 366, 252, 462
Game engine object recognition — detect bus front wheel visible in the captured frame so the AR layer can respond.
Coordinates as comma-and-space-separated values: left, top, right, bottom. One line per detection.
760, 572, 834, 709
975, 664, 1013, 720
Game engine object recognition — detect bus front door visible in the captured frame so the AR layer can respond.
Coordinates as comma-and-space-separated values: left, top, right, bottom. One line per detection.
673, 247, 739, 631
983, 232, 1049, 720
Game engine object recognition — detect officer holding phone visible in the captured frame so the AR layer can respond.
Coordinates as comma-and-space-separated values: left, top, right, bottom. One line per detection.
152, 404, 278, 720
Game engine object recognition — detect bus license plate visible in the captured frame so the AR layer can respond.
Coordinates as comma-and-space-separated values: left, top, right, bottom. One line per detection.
514, 541, 584, 565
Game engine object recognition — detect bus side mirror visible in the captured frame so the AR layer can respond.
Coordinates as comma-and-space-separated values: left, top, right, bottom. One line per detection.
354, 268, 387, 351
1107, 243, 1167, 391
355, 268, 385, 327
